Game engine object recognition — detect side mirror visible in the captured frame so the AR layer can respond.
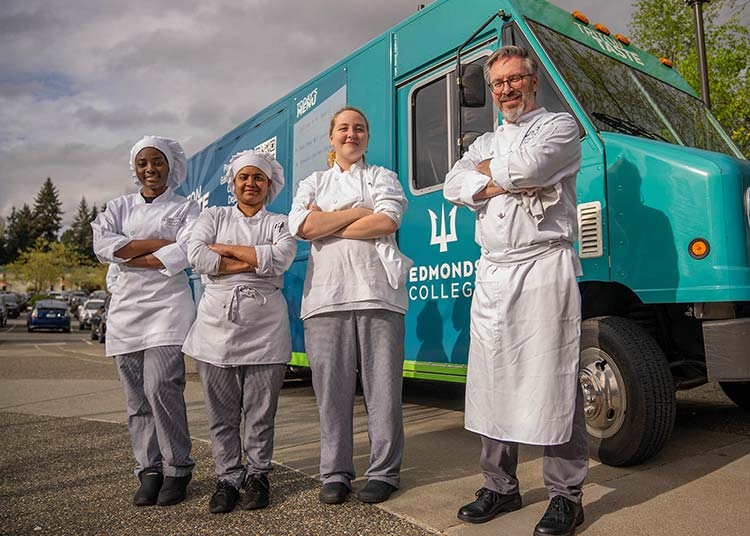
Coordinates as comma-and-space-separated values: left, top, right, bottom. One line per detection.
460, 63, 486, 108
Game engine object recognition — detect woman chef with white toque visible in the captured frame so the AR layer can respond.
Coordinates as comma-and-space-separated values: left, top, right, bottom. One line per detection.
91, 135, 199, 507
288, 106, 410, 505
182, 150, 296, 514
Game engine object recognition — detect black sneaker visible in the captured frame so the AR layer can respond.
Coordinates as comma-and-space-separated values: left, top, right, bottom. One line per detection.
318, 482, 349, 504
533, 495, 584, 536
357, 480, 397, 504
457, 487, 522, 524
133, 469, 163, 506
239, 474, 270, 510
156, 474, 192, 506
209, 480, 239, 514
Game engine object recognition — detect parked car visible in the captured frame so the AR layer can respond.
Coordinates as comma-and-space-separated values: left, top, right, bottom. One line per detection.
0, 293, 20, 318
0, 300, 7, 328
90, 290, 108, 300
27, 300, 71, 332
78, 299, 105, 330
69, 291, 89, 318
91, 299, 108, 343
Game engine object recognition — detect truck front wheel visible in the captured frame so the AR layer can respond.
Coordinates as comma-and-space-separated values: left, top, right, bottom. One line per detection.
719, 382, 750, 410
580, 316, 676, 466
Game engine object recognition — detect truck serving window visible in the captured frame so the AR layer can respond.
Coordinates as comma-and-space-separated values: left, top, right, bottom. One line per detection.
527, 20, 740, 157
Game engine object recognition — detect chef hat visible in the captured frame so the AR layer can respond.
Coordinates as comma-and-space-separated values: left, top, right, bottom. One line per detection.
222, 150, 285, 204
129, 135, 188, 189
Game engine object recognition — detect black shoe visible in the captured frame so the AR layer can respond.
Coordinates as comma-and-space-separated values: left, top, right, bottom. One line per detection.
318, 482, 350, 504
209, 480, 239, 514
239, 474, 270, 510
533, 496, 584, 536
156, 474, 192, 506
357, 479, 397, 504
457, 488, 522, 524
133, 469, 163, 506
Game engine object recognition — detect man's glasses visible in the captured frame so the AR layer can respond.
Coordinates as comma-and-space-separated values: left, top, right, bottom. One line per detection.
488, 73, 532, 94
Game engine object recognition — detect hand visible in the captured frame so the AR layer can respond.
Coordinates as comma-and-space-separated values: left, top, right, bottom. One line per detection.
308, 203, 322, 212
208, 243, 233, 257
476, 159, 492, 177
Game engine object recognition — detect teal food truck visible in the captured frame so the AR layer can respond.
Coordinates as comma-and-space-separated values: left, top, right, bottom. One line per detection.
179, 0, 750, 467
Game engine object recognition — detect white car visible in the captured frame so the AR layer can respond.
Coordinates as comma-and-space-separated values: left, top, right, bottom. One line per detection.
78, 299, 105, 330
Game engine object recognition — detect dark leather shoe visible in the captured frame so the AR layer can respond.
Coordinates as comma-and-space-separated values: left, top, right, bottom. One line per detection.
457, 488, 522, 524
319, 482, 350, 504
357, 479, 397, 504
133, 469, 163, 506
533, 496, 584, 536
239, 474, 270, 510
209, 480, 239, 514
156, 474, 192, 506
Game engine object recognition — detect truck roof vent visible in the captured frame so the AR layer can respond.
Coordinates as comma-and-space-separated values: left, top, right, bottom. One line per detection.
577, 201, 603, 259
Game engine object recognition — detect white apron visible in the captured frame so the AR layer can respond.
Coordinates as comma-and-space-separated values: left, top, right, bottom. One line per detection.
465, 246, 581, 445
182, 282, 291, 366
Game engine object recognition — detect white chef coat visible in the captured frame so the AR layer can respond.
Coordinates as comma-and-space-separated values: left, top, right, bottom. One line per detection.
182, 205, 296, 367
444, 107, 583, 445
288, 161, 408, 320
91, 187, 200, 357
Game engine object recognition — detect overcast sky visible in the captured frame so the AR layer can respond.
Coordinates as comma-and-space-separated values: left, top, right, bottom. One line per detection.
0, 0, 636, 226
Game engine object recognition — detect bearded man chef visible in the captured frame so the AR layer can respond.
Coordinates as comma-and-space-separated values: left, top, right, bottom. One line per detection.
444, 46, 588, 536
92, 135, 199, 507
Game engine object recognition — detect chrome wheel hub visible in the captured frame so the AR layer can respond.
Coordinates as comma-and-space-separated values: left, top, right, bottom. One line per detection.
579, 348, 627, 439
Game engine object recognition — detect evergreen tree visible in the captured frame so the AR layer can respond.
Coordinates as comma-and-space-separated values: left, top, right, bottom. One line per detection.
0, 216, 7, 265
61, 197, 97, 264
4, 205, 35, 263
31, 177, 64, 244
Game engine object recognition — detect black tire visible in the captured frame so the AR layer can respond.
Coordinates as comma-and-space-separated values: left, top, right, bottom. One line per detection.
27, 326, 32, 332
63, 327, 70, 333
719, 382, 750, 410
580, 316, 676, 467
91, 328, 97, 340
79, 323, 85, 331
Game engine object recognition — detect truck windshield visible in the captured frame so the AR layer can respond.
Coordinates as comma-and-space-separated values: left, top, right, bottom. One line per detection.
527, 19, 743, 158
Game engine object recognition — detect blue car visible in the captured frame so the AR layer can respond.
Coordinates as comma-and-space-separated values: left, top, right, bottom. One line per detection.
27, 300, 71, 333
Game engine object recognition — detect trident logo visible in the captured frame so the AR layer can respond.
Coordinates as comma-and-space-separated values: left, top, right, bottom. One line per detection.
428, 205, 458, 253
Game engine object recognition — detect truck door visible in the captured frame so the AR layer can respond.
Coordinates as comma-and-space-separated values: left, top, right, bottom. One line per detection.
395, 50, 495, 378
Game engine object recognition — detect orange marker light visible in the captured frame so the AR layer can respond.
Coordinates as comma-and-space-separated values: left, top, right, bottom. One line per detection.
688, 238, 710, 259
615, 34, 630, 45
572, 11, 589, 24
594, 23, 611, 35
660, 57, 674, 68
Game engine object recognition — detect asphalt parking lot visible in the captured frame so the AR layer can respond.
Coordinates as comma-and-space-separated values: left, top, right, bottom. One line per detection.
1, 317, 750, 535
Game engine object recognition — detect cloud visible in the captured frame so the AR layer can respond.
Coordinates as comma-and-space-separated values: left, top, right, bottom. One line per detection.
0, 0, 637, 228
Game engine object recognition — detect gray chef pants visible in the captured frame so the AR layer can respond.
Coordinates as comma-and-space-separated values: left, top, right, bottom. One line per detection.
304, 309, 405, 489
480, 385, 589, 503
115, 346, 195, 478
194, 360, 286, 489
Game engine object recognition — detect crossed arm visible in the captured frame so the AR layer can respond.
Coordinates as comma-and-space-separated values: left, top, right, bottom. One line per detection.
115, 240, 171, 269
296, 205, 397, 240
205, 244, 258, 274
471, 159, 541, 201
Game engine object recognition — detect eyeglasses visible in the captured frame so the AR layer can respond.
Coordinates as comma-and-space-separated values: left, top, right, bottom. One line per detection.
488, 73, 532, 93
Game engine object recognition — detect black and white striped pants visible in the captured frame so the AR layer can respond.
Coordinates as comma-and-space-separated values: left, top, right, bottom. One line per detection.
115, 345, 195, 477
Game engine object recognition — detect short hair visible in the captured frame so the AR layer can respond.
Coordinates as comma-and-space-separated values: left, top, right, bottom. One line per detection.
483, 45, 538, 83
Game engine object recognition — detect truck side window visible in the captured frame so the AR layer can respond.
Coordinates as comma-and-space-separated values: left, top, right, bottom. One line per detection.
412, 76, 449, 191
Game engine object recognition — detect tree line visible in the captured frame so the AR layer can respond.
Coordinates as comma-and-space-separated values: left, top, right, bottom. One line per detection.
0, 178, 107, 292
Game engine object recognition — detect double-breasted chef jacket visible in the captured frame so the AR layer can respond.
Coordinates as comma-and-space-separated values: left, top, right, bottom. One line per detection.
288, 160, 408, 318
182, 205, 297, 367
444, 107, 583, 446
92, 187, 200, 357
